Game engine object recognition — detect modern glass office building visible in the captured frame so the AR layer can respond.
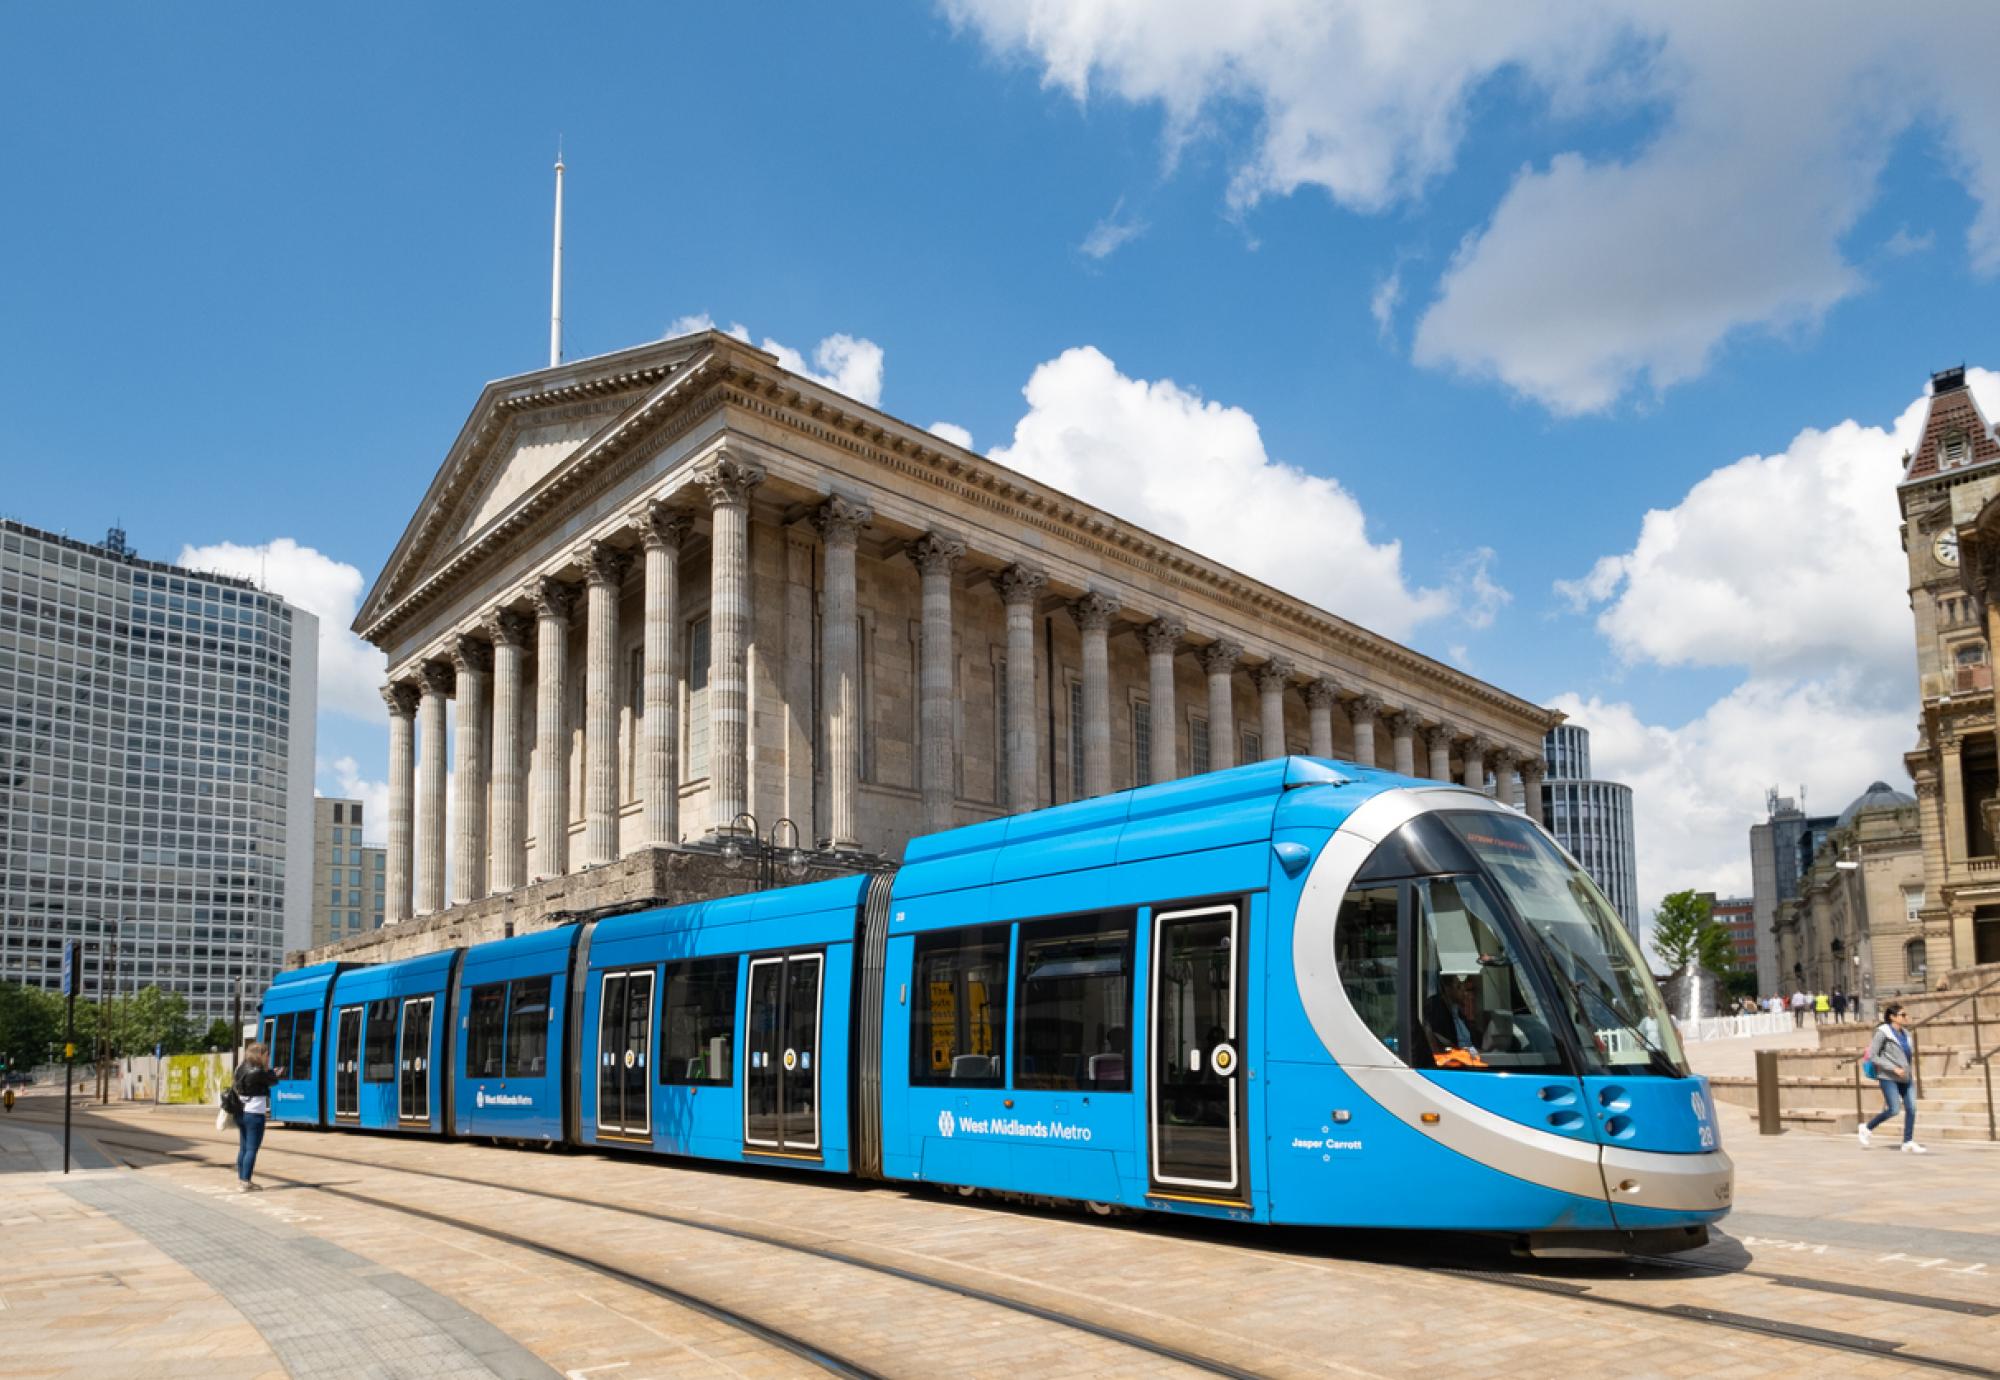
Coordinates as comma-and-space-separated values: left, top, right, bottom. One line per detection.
0, 520, 316, 1025
1540, 724, 1641, 940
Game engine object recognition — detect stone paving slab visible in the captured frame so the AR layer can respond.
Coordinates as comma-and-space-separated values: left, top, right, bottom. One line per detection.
0, 1117, 114, 1172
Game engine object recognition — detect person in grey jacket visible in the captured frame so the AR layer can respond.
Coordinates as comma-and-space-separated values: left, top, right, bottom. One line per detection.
1858, 1003, 1926, 1153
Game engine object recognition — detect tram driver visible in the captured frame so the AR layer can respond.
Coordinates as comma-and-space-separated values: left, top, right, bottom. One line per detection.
1425, 973, 1488, 1065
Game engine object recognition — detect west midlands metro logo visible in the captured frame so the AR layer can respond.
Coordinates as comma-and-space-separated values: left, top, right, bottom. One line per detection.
937, 1108, 955, 1138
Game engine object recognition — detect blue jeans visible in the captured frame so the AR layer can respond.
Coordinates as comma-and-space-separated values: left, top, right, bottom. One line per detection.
236, 1111, 267, 1181
1866, 1078, 1916, 1142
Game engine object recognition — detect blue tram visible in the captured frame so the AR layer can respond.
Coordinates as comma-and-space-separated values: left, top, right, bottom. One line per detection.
263, 758, 1731, 1252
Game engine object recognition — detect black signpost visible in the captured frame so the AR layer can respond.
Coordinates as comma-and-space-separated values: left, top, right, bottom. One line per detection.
61, 939, 77, 1174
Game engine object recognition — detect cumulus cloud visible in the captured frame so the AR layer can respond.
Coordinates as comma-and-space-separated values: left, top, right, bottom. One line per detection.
1369, 265, 1403, 341
323, 755, 390, 847
1552, 370, 2000, 926
1883, 226, 1934, 259
1449, 547, 1510, 631
1080, 197, 1148, 259
927, 421, 974, 449
176, 537, 383, 721
946, 2, 2000, 413
665, 313, 884, 407
986, 345, 1451, 638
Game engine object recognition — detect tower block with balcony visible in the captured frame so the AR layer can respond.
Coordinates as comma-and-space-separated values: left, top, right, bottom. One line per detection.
1900, 367, 2000, 972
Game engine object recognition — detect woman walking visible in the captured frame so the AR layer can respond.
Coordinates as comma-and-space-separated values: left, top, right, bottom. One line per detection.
1859, 1003, 1927, 1154
233, 1042, 285, 1190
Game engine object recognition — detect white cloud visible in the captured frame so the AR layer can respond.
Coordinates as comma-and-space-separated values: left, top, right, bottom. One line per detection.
323, 756, 389, 847
946, 2, 2000, 413
1883, 226, 1934, 258
986, 345, 1451, 638
1369, 265, 1403, 341
1080, 197, 1148, 259
176, 537, 383, 721
927, 421, 975, 450
666, 314, 885, 407
1449, 546, 1509, 630
1550, 372, 2000, 928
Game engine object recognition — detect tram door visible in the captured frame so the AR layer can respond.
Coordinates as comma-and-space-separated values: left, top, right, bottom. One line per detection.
743, 952, 823, 1154
1149, 904, 1247, 1201
334, 1007, 362, 1120
398, 997, 434, 1123
595, 970, 653, 1138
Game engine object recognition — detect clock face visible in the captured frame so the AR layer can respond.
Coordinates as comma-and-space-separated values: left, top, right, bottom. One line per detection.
1935, 530, 1961, 568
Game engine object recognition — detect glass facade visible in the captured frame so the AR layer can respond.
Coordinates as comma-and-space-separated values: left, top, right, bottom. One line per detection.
1538, 725, 1640, 941
311, 797, 386, 947
0, 520, 315, 1024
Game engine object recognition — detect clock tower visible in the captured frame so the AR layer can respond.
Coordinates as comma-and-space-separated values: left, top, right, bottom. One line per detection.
1899, 366, 2000, 974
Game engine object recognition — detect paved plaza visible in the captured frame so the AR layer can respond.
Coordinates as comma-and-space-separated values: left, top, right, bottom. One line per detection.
0, 1091, 1995, 1379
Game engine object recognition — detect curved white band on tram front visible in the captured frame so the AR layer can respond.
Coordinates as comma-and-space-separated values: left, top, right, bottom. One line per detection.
1292, 785, 1734, 1217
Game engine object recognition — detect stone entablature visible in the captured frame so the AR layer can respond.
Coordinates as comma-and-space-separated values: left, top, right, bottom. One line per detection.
355, 329, 1560, 925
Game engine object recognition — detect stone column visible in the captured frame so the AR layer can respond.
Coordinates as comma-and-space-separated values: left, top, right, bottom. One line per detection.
1304, 679, 1338, 759
1253, 658, 1293, 760
1460, 737, 1488, 791
531, 576, 577, 879
783, 524, 817, 830
815, 498, 871, 849
1489, 747, 1517, 806
1200, 641, 1243, 772
414, 658, 453, 916
910, 533, 966, 832
996, 566, 1046, 812
634, 506, 691, 851
381, 682, 417, 924
1072, 593, 1117, 797
1426, 723, 1455, 782
449, 634, 490, 905
1140, 617, 1183, 785
484, 609, 530, 893
1388, 709, 1416, 776
1356, 695, 1388, 769
1521, 757, 1547, 825
579, 540, 633, 868
695, 451, 765, 834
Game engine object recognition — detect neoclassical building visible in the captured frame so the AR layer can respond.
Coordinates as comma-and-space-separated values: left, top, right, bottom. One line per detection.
1901, 367, 2000, 973
354, 329, 1560, 925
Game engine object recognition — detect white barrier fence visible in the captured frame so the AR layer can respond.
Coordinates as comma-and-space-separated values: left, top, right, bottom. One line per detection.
1674, 1011, 1801, 1043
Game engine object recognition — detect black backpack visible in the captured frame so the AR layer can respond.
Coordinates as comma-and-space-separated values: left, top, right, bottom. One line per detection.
220, 1069, 246, 1116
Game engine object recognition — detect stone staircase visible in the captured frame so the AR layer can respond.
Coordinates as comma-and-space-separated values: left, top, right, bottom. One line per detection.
1708, 960, 2000, 1141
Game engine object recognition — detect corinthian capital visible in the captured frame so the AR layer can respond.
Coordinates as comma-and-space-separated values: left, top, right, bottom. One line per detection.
908, 532, 966, 578
577, 540, 635, 589
1425, 722, 1458, 751
450, 633, 492, 677
1199, 640, 1243, 676
1352, 694, 1388, 726
530, 575, 577, 622
380, 681, 419, 718
812, 496, 874, 548
1304, 677, 1340, 710
693, 449, 767, 507
632, 503, 694, 553
994, 563, 1048, 607
482, 608, 531, 648
418, 658, 456, 696
1252, 658, 1295, 694
1138, 617, 1184, 656
1070, 592, 1118, 633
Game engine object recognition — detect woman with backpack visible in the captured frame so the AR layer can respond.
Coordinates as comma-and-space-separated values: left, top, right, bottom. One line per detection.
231, 1042, 285, 1190
1858, 1003, 1927, 1154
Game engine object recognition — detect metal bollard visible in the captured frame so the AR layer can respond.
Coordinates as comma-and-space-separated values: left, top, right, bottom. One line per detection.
1756, 1048, 1782, 1135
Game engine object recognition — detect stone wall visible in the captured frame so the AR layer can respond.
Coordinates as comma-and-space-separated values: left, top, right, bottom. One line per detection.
292, 846, 875, 969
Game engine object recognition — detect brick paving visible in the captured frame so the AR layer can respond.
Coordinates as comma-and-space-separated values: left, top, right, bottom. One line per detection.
1, 1092, 1997, 1377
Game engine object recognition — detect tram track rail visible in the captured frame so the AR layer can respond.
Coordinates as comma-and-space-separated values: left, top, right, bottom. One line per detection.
47, 1113, 1263, 1380
32, 1106, 2000, 1378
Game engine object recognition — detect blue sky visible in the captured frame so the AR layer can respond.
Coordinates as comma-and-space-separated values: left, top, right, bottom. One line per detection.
8, 4, 2000, 924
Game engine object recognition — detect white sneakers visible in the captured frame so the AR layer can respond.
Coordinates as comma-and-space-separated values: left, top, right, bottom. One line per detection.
1901, 1141, 1930, 1154
1858, 1125, 1873, 1148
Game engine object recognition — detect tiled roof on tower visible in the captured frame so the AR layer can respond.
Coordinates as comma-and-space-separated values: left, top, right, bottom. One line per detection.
1900, 367, 2000, 483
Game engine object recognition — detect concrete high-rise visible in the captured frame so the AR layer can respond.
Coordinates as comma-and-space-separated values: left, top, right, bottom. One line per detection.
0, 520, 316, 1025
1748, 790, 1837, 996
1539, 724, 1640, 940
310, 797, 385, 948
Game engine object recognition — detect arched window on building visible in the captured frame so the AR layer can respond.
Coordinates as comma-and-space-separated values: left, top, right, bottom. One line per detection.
1904, 938, 1927, 982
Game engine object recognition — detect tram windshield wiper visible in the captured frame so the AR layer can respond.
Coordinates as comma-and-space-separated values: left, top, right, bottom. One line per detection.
1534, 927, 1685, 1079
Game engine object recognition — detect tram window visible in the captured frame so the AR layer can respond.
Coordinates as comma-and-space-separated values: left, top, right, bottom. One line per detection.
290, 1010, 316, 1080
268, 1014, 293, 1072
1015, 913, 1132, 1091
1414, 877, 1563, 1073
660, 957, 735, 1086
364, 999, 398, 1082
505, 977, 552, 1078
1334, 885, 1402, 1055
468, 983, 506, 1077
911, 926, 1009, 1087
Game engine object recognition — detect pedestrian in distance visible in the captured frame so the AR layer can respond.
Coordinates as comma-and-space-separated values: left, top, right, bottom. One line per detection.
1791, 989, 1810, 1028
1814, 992, 1830, 1024
232, 1042, 285, 1191
1833, 989, 1848, 1022
1858, 1002, 1926, 1154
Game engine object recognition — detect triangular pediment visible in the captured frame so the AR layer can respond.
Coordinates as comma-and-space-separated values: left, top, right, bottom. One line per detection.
357, 332, 730, 632
1902, 367, 2000, 485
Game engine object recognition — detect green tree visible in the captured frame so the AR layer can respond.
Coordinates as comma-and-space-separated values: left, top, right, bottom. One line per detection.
1652, 890, 1736, 974
0, 982, 62, 1071
201, 1018, 237, 1052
